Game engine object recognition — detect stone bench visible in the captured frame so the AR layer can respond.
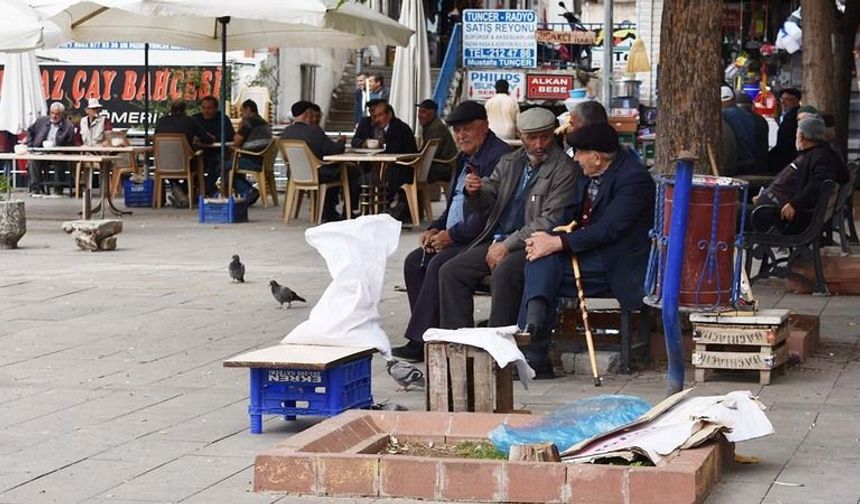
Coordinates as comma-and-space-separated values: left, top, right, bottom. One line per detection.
61, 219, 122, 251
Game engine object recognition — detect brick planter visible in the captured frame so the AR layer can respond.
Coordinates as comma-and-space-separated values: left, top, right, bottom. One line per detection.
255, 410, 734, 504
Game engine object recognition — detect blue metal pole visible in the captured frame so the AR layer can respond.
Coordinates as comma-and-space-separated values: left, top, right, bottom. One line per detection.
219, 17, 229, 198
662, 155, 695, 394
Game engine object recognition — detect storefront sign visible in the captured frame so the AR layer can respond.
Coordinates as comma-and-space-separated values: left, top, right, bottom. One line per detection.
0, 64, 221, 128
466, 70, 526, 101
535, 30, 596, 45
525, 74, 574, 100
463, 9, 537, 68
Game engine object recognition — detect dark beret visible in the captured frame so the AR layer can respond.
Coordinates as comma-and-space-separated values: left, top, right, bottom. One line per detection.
291, 100, 315, 117
366, 98, 387, 109
566, 123, 619, 153
445, 100, 487, 125
416, 99, 439, 111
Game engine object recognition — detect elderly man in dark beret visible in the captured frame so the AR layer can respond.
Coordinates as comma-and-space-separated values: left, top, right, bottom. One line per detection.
436, 107, 576, 333
518, 123, 655, 377
392, 101, 511, 362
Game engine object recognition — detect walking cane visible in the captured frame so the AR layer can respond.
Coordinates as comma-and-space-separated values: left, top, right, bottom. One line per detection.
553, 220, 602, 386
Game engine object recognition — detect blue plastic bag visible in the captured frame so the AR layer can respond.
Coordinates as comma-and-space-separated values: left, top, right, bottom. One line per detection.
489, 395, 652, 455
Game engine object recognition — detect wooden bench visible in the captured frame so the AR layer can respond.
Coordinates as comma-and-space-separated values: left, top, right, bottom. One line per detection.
224, 344, 376, 434
425, 342, 514, 413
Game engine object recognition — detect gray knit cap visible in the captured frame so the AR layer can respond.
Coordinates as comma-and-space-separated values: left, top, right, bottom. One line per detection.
798, 115, 825, 142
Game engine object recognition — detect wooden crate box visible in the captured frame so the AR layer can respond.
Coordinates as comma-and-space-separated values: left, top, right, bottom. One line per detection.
424, 342, 514, 413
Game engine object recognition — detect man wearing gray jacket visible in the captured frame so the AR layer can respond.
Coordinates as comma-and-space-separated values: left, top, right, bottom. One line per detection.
438, 107, 576, 330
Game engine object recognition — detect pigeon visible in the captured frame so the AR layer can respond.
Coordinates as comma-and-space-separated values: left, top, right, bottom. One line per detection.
370, 400, 408, 411
269, 280, 306, 308
229, 255, 245, 283
387, 359, 425, 391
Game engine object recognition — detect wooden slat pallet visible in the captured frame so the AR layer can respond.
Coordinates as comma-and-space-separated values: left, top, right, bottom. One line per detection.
691, 309, 790, 385
692, 341, 788, 385
425, 342, 514, 413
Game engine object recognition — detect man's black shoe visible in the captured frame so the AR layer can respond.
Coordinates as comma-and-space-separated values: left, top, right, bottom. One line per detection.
246, 188, 260, 206
391, 340, 424, 362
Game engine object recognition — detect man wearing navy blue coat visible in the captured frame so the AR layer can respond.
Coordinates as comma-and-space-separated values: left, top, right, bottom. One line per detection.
392, 101, 511, 361
518, 123, 655, 376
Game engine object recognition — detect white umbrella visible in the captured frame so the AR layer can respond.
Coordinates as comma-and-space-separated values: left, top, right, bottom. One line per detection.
389, 0, 431, 131
0, 52, 48, 134
36, 0, 414, 50
0, 0, 66, 52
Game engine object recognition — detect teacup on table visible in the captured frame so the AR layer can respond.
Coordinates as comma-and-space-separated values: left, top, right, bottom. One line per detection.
110, 137, 124, 147
365, 139, 380, 149
42, 140, 55, 148
13, 144, 28, 154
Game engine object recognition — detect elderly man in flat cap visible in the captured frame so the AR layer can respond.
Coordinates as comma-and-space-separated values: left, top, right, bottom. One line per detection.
392, 101, 511, 362
518, 123, 655, 377
437, 107, 576, 332
751, 115, 849, 234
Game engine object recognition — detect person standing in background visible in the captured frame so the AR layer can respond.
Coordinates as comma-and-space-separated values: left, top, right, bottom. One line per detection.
484, 79, 520, 140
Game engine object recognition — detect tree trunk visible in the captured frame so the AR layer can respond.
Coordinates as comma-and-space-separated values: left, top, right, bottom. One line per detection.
833, 2, 860, 160
654, 0, 723, 175
801, 0, 838, 116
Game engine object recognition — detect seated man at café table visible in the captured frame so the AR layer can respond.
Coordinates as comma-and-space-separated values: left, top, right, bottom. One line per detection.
416, 99, 458, 184
436, 107, 576, 334
155, 101, 212, 206
750, 115, 849, 235
352, 99, 418, 220
193, 95, 236, 196
79, 98, 113, 146
517, 123, 655, 377
281, 100, 360, 221
392, 100, 511, 362
228, 99, 274, 206
26, 102, 76, 195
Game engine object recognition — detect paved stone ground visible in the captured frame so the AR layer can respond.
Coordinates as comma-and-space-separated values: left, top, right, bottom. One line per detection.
0, 196, 858, 504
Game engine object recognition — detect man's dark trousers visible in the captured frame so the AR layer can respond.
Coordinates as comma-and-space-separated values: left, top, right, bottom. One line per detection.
438, 242, 526, 329
403, 245, 462, 342
516, 250, 612, 328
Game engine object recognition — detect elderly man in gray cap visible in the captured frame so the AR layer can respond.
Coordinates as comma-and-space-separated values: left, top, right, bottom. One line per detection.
751, 115, 849, 234
437, 107, 576, 331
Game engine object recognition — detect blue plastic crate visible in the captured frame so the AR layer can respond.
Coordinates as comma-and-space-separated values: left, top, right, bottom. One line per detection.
122, 179, 154, 208
198, 195, 248, 224
247, 356, 373, 434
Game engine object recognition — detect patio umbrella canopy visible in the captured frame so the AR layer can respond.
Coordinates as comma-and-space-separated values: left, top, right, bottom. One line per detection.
36, 0, 414, 50
389, 0, 431, 131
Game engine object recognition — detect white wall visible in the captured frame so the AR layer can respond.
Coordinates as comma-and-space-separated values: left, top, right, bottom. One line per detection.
634, 0, 662, 106
277, 48, 350, 125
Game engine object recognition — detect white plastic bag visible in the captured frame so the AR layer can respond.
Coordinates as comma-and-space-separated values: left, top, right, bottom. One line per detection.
281, 215, 401, 357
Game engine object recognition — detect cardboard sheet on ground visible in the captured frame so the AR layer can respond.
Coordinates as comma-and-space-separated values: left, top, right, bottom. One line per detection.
281, 215, 401, 358
423, 326, 536, 388
561, 389, 773, 464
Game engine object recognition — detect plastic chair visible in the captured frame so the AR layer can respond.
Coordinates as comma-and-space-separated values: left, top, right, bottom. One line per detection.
151, 133, 204, 209
231, 87, 274, 123
394, 139, 439, 226
227, 140, 278, 207
105, 131, 141, 198
278, 139, 344, 225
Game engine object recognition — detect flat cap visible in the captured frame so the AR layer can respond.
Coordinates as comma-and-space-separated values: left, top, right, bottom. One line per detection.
445, 100, 487, 125
798, 104, 818, 115
566, 123, 619, 153
798, 115, 825, 142
416, 99, 438, 110
517, 107, 556, 134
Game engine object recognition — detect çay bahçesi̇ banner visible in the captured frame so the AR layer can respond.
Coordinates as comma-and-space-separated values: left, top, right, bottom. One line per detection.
0, 65, 222, 128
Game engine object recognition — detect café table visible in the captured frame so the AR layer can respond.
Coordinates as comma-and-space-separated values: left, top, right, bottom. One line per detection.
0, 151, 119, 219
323, 149, 419, 217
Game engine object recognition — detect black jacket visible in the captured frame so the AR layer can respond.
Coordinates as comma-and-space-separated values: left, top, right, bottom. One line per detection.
280, 121, 345, 160
768, 107, 798, 173
768, 143, 849, 210
155, 114, 212, 147
351, 116, 418, 154
428, 131, 511, 244
559, 149, 655, 309
26, 116, 75, 148
192, 112, 235, 142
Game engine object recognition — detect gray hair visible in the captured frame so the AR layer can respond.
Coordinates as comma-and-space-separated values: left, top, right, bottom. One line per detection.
570, 101, 608, 127
49, 102, 65, 113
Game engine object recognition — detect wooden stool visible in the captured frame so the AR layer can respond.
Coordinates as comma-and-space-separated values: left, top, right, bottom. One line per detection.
691, 309, 789, 385
424, 342, 514, 413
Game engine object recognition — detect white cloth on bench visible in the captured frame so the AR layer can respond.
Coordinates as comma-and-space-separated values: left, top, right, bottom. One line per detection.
423, 325, 536, 388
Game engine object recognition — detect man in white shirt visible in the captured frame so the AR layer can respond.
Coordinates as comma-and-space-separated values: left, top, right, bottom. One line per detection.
484, 79, 520, 140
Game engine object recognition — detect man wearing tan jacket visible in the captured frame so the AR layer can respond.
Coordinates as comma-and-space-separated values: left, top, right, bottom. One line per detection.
438, 107, 576, 330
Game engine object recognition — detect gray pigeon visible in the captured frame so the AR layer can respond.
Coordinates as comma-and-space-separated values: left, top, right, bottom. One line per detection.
229, 255, 245, 283
371, 400, 408, 411
269, 280, 306, 308
387, 359, 425, 391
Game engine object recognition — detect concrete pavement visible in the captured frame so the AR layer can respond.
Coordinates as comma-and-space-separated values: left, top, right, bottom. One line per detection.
0, 196, 857, 504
